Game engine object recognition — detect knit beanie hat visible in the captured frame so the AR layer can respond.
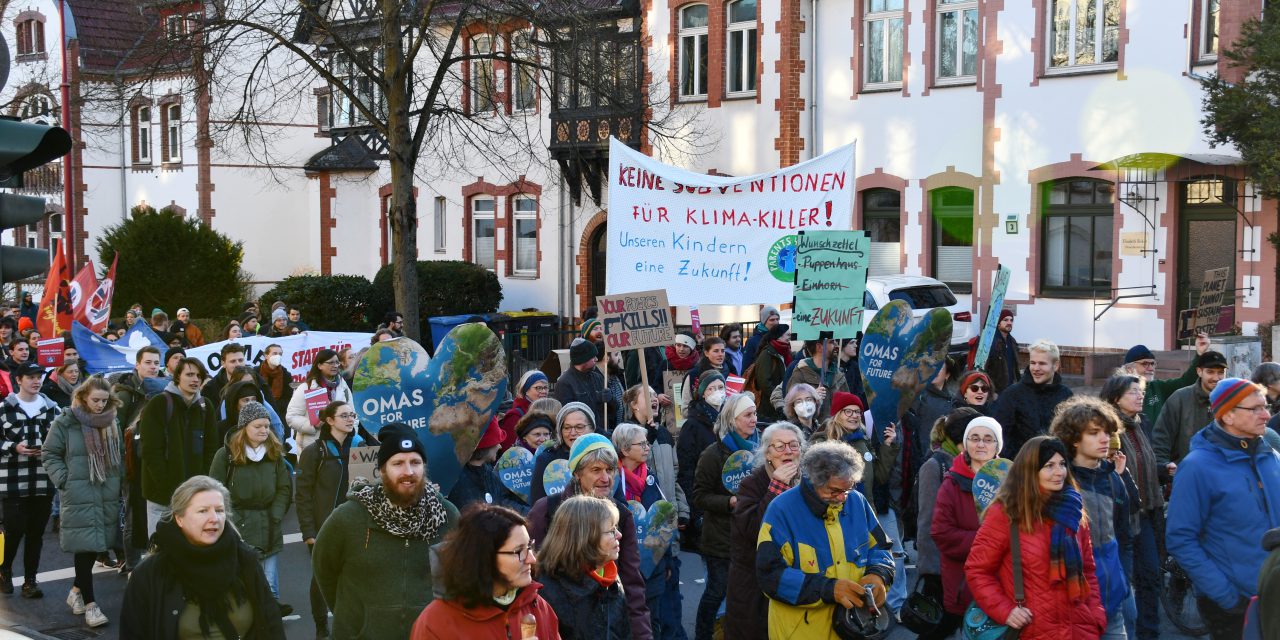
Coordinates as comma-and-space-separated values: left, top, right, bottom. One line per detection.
674, 333, 697, 351
556, 402, 596, 439
476, 417, 504, 449
271, 308, 288, 324
517, 413, 556, 439
569, 338, 597, 366
760, 305, 780, 326
236, 400, 271, 430
377, 422, 428, 468
580, 318, 602, 339
963, 416, 1004, 454
518, 370, 549, 397
957, 370, 993, 392
568, 433, 614, 472
17, 317, 32, 333
696, 371, 725, 398
1210, 378, 1260, 421
164, 347, 185, 366
831, 391, 865, 415
1124, 345, 1155, 364
998, 309, 1014, 322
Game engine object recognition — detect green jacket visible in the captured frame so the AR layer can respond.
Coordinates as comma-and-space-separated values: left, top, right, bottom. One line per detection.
42, 412, 123, 554
1151, 382, 1213, 468
1141, 361, 1198, 426
312, 490, 459, 639
139, 388, 219, 506
209, 446, 292, 558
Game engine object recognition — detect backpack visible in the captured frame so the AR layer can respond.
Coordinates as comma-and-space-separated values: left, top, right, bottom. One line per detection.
903, 450, 953, 543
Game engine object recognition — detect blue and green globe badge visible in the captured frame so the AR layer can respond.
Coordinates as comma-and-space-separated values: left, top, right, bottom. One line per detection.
973, 458, 1013, 520
496, 447, 535, 503
629, 500, 678, 577
542, 458, 571, 497
767, 235, 799, 283
721, 449, 753, 493
352, 323, 508, 495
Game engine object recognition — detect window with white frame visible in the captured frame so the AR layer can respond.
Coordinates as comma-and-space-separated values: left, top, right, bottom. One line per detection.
166, 104, 182, 162
329, 50, 383, 126
136, 106, 151, 163
678, 5, 709, 99
1200, 0, 1219, 60
471, 34, 497, 113
936, 0, 978, 81
512, 196, 537, 274
19, 95, 54, 125
864, 0, 905, 88
25, 221, 38, 248
433, 196, 447, 253
1047, 0, 1119, 70
166, 14, 185, 39
726, 0, 757, 95
471, 197, 496, 270
512, 30, 538, 112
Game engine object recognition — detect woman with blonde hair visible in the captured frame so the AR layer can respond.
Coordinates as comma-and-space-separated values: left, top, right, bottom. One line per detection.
537, 495, 628, 639
208, 400, 293, 615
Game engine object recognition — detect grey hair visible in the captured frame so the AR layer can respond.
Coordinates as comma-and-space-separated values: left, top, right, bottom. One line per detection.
573, 446, 619, 474
800, 441, 864, 487
164, 475, 233, 523
611, 423, 648, 453
714, 393, 757, 437
1253, 362, 1280, 388
753, 421, 808, 470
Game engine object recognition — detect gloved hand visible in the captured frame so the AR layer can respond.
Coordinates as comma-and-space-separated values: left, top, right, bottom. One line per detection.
833, 579, 864, 609
859, 574, 887, 608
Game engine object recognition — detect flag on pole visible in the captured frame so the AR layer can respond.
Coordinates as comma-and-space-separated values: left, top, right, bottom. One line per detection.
37, 240, 74, 337
70, 261, 98, 324
85, 253, 118, 334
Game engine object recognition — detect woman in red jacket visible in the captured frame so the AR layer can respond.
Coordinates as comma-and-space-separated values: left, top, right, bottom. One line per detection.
964, 436, 1108, 639
930, 415, 1003, 638
412, 504, 560, 639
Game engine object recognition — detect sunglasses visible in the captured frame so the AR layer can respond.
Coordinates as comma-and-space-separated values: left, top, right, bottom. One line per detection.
968, 384, 990, 392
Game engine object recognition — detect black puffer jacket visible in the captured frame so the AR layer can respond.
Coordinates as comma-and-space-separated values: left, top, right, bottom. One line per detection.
676, 400, 718, 551
295, 432, 367, 542
992, 369, 1073, 458
538, 570, 631, 640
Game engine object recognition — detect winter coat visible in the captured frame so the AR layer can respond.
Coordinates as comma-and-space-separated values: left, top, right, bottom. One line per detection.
752, 342, 788, 422
209, 447, 292, 558
755, 479, 895, 639
118, 526, 284, 639
448, 462, 529, 514
623, 347, 666, 394
286, 377, 354, 452
529, 443, 569, 503
991, 370, 1073, 458
914, 449, 953, 577
1166, 422, 1280, 609
646, 423, 689, 521
675, 400, 718, 505
725, 347, 743, 377
742, 325, 767, 372
1140, 360, 1198, 428
41, 378, 74, 409
810, 430, 899, 514
498, 396, 531, 451
295, 433, 365, 541
527, 490, 652, 640
725, 465, 788, 640
202, 368, 277, 415
411, 583, 562, 640
1071, 461, 1131, 616
111, 372, 151, 431
1117, 411, 1164, 515
964, 502, 1107, 639
0, 393, 59, 497
1151, 381, 1213, 468
984, 331, 1019, 394
1259, 528, 1280, 639
538, 571, 631, 640
139, 387, 219, 505
553, 366, 614, 430
787, 357, 849, 422
903, 385, 955, 493
42, 411, 122, 554
311, 489, 460, 639
932, 454, 980, 614
692, 440, 736, 559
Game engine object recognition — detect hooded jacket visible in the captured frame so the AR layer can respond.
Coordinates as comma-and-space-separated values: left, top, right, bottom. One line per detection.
725, 465, 791, 640
991, 370, 1073, 458
410, 583, 561, 640
1166, 423, 1280, 609
42, 410, 123, 554
138, 384, 219, 506
1151, 381, 1213, 469
1071, 460, 1131, 616
931, 453, 980, 614
208, 444, 293, 559
0, 392, 60, 497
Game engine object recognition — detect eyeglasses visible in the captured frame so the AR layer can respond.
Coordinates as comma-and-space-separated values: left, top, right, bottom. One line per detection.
497, 542, 537, 563
968, 384, 990, 393
1124, 389, 1145, 397
838, 408, 862, 417
601, 527, 622, 538
562, 424, 591, 434
529, 384, 550, 393
1232, 404, 1270, 415
769, 441, 801, 452
967, 435, 997, 445
628, 441, 651, 450
1133, 360, 1157, 368
336, 412, 358, 420
816, 484, 854, 499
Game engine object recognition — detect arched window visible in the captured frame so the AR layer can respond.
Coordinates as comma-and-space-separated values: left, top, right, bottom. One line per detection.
1041, 178, 1114, 294
678, 5, 709, 98
726, 0, 757, 95
19, 94, 54, 125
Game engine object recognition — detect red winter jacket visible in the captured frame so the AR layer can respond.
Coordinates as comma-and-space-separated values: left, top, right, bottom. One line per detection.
964, 502, 1107, 640
498, 397, 532, 452
931, 454, 982, 614
410, 581, 561, 640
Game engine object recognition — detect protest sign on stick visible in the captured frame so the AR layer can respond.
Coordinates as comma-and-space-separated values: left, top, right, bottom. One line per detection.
597, 289, 676, 424
1193, 267, 1231, 336
791, 230, 869, 341
973, 265, 1012, 370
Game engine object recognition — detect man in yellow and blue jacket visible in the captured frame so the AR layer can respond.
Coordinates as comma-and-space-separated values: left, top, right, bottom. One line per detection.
757, 440, 895, 639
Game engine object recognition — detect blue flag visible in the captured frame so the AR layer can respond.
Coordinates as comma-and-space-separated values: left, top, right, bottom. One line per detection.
73, 321, 166, 374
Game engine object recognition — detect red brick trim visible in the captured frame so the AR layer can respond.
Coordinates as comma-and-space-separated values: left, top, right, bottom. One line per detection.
850, 0, 911, 98
639, 0, 655, 154
773, 0, 805, 166
67, 40, 88, 268
669, 0, 718, 106
319, 173, 337, 275
856, 170, 909, 272
459, 20, 532, 116
461, 177, 539, 270
505, 187, 543, 278
577, 210, 608, 316
918, 168, 981, 275
1215, 0, 1261, 84
973, 0, 1004, 308
13, 12, 46, 57
1024, 155, 1116, 298
195, 63, 215, 223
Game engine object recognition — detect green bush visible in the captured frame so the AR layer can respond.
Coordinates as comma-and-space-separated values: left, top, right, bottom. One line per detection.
260, 274, 375, 331
96, 206, 248, 318
370, 260, 503, 325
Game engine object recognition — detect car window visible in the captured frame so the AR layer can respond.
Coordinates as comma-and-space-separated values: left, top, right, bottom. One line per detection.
887, 285, 958, 309
863, 291, 878, 311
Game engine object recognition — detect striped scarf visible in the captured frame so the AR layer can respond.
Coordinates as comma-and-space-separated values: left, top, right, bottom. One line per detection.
71, 407, 122, 485
1044, 486, 1088, 601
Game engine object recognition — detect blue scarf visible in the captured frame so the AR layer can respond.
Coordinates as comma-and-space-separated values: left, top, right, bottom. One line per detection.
722, 429, 758, 453
1045, 486, 1088, 601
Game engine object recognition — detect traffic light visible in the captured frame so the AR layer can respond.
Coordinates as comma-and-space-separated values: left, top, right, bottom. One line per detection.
0, 116, 72, 284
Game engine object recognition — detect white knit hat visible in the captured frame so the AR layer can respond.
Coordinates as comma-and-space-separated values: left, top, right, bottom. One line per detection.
964, 416, 1003, 455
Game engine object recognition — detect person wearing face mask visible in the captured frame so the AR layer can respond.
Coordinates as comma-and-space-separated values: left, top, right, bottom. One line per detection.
786, 340, 849, 423
692, 393, 758, 640
783, 383, 822, 434
257, 344, 290, 418
675, 371, 724, 555
664, 333, 701, 430
751, 323, 792, 421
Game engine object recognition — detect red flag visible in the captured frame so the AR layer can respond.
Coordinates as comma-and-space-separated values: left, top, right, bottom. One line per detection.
85, 253, 118, 334
70, 260, 98, 324
37, 240, 74, 337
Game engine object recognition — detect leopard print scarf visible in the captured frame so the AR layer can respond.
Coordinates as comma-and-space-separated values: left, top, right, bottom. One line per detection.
348, 478, 448, 540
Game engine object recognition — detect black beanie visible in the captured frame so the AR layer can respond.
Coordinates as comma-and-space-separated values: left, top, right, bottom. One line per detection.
377, 423, 427, 468
570, 338, 597, 366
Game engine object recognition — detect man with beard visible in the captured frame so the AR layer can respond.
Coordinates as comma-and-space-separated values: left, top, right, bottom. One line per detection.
312, 423, 459, 639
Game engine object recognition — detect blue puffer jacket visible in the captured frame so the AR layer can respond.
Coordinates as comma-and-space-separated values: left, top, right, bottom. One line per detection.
1071, 461, 1131, 616
1167, 423, 1280, 609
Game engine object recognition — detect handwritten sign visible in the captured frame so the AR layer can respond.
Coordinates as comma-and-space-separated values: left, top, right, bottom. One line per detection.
1193, 267, 1231, 335
973, 265, 1011, 371
597, 289, 675, 351
607, 137, 855, 304
348, 445, 381, 491
791, 230, 869, 340
36, 337, 65, 368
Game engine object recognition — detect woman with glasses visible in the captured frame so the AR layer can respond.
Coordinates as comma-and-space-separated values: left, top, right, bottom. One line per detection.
412, 504, 560, 639
623, 385, 687, 530
501, 371, 551, 451
955, 370, 994, 414
725, 422, 806, 640
930, 413, 1002, 638
537, 495, 628, 639
531, 403, 596, 503
612, 422, 681, 639
286, 348, 354, 453
296, 400, 368, 640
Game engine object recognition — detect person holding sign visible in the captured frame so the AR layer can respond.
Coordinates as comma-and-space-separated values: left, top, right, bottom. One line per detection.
964, 436, 1107, 639
787, 340, 848, 423
930, 413, 1001, 639
691, 393, 757, 640
295, 400, 368, 640
552, 340, 615, 433
622, 386, 687, 529
286, 348, 354, 453
750, 323, 792, 422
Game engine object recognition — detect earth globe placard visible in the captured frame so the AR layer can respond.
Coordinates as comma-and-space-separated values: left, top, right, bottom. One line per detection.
496, 447, 535, 503
858, 300, 952, 438
721, 449, 753, 493
629, 499, 678, 577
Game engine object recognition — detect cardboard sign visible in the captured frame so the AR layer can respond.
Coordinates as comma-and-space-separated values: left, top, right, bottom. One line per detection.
973, 265, 1012, 371
304, 387, 329, 427
597, 289, 675, 352
496, 447, 535, 503
348, 445, 381, 491
791, 230, 870, 340
858, 300, 953, 435
1193, 267, 1231, 335
36, 338, 65, 368
721, 449, 753, 493
973, 458, 1013, 520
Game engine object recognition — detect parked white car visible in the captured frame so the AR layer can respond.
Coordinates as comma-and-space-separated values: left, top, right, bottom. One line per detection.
862, 275, 976, 357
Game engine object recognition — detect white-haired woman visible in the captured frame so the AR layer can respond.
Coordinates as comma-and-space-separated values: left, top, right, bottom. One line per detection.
613, 422, 681, 638
691, 392, 758, 639
726, 421, 806, 640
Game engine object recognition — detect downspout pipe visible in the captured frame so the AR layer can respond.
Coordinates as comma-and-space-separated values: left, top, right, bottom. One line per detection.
809, 0, 819, 160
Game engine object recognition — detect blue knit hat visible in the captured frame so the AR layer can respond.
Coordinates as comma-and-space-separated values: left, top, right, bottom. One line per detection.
518, 370, 548, 397
1123, 345, 1155, 364
568, 433, 615, 472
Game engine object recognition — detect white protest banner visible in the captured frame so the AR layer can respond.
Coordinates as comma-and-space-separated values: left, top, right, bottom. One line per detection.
597, 289, 675, 351
185, 331, 372, 383
607, 137, 855, 304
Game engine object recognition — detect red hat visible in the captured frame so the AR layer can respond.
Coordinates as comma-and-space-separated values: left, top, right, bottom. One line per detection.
831, 392, 865, 415
17, 317, 33, 333
476, 417, 504, 449
998, 309, 1014, 322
